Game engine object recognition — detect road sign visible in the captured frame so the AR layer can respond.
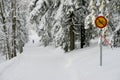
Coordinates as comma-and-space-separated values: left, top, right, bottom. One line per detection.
95, 16, 108, 28
95, 16, 108, 66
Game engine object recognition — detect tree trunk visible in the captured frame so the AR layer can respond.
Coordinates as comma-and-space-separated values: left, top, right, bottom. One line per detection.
12, 0, 17, 57
81, 24, 85, 48
69, 12, 75, 51
69, 25, 75, 51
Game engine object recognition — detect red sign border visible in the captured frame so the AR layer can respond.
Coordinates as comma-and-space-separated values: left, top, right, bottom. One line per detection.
95, 16, 108, 28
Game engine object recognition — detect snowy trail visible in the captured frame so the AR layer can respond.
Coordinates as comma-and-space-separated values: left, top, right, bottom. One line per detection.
1, 42, 120, 80
0, 31, 120, 80
0, 32, 79, 80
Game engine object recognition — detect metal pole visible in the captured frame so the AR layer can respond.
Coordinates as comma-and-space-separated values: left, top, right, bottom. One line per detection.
100, 29, 102, 66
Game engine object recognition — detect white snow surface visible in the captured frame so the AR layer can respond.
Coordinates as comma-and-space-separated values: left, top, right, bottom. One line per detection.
0, 31, 120, 80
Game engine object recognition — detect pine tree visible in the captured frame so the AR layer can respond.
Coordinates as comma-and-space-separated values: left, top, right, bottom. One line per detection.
16, 0, 29, 53
0, 0, 11, 59
29, 0, 90, 51
29, 0, 53, 46
0, 0, 29, 59
106, 0, 120, 47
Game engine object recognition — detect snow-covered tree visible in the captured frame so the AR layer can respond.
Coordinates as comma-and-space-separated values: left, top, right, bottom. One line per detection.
0, 0, 29, 59
29, 0, 53, 46
0, 0, 11, 59
16, 0, 29, 53
108, 0, 120, 47
85, 0, 98, 46
29, 0, 90, 52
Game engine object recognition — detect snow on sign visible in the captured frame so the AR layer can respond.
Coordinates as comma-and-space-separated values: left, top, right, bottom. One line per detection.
95, 16, 108, 28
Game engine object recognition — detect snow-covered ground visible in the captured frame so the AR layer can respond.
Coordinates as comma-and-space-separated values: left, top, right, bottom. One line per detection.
0, 31, 120, 80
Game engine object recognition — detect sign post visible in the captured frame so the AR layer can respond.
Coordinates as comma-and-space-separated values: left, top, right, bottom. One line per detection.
100, 29, 102, 66
95, 16, 108, 66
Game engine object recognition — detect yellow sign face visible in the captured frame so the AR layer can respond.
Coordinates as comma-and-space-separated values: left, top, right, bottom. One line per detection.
95, 16, 107, 28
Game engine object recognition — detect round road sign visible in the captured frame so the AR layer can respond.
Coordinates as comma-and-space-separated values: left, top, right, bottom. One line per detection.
95, 16, 107, 28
